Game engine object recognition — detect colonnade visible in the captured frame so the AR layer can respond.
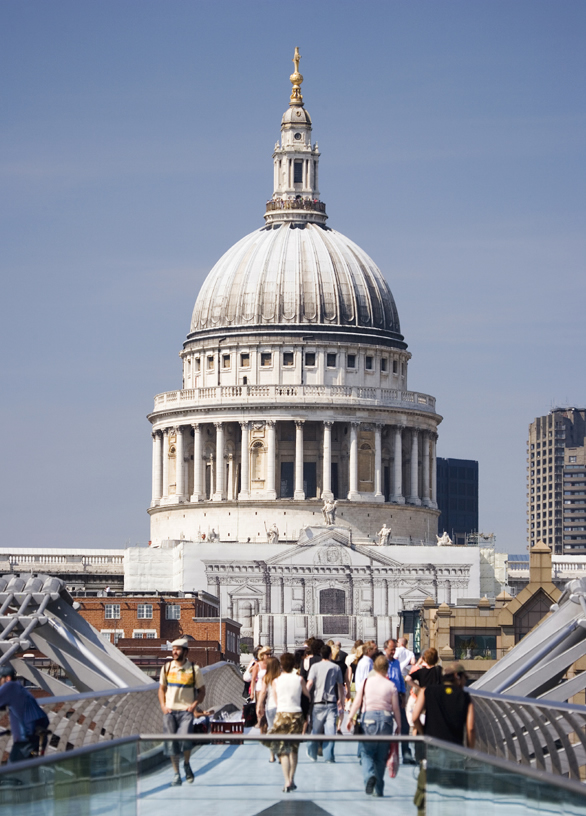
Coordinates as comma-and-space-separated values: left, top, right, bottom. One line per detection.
151, 420, 437, 508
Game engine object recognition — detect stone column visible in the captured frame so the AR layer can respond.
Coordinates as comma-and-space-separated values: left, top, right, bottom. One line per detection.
321, 421, 333, 500
162, 428, 170, 501
239, 421, 250, 499
213, 422, 225, 501
294, 420, 305, 500
266, 420, 277, 499
391, 426, 405, 504
348, 422, 360, 500
227, 454, 234, 501
151, 430, 163, 506
422, 432, 432, 507
191, 423, 203, 502
409, 429, 421, 505
175, 426, 186, 502
431, 433, 438, 509
374, 423, 383, 501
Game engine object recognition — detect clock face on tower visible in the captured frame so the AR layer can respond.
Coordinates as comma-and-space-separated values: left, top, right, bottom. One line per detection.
294, 132, 302, 140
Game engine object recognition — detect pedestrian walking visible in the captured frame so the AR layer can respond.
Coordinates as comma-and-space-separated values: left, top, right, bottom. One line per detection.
268, 652, 310, 793
256, 656, 281, 762
306, 644, 345, 763
354, 641, 377, 691
394, 637, 416, 676
0, 665, 50, 762
347, 655, 401, 798
384, 639, 416, 765
412, 661, 474, 747
158, 636, 206, 787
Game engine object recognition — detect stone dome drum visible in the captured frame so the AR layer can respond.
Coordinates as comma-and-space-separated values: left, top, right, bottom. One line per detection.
189, 222, 405, 347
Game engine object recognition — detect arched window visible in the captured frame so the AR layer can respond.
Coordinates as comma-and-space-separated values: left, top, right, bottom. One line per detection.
251, 441, 265, 484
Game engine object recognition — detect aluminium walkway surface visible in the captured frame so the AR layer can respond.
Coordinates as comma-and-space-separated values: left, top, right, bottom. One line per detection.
137, 740, 420, 816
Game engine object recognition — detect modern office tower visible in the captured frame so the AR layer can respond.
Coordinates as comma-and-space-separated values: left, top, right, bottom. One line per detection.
436, 458, 479, 546
527, 408, 586, 554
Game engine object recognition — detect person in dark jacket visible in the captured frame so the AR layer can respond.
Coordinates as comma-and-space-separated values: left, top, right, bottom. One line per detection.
411, 661, 475, 747
0, 665, 50, 762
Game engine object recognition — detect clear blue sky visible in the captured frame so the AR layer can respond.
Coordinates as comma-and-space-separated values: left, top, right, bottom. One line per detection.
1, 1, 584, 551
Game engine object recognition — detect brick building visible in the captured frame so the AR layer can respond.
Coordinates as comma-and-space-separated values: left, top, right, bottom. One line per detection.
73, 591, 241, 666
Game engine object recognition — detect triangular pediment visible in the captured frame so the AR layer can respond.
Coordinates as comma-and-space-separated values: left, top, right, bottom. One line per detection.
228, 583, 264, 597
264, 528, 403, 569
400, 585, 433, 600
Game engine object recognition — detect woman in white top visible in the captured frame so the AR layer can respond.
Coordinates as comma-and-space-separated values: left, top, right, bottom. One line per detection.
256, 656, 281, 762
269, 652, 310, 792
250, 646, 271, 703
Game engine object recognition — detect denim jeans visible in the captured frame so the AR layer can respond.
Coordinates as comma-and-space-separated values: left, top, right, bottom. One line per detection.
308, 703, 337, 762
360, 710, 394, 796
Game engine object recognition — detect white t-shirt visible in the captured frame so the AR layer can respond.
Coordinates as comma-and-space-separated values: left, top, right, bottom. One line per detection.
355, 655, 374, 690
273, 672, 303, 713
395, 646, 415, 676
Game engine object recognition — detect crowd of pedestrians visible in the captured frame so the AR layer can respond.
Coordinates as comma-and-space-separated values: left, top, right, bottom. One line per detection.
245, 636, 475, 799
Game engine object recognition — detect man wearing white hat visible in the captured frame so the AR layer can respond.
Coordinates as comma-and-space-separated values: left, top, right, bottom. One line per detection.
159, 636, 206, 786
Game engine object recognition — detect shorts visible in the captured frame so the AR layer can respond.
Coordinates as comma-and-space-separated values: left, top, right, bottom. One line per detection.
163, 710, 195, 755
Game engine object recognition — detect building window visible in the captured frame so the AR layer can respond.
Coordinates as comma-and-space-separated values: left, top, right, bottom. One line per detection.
261, 352, 272, 367
105, 604, 121, 620
166, 604, 181, 620
137, 604, 153, 620
381, 358, 388, 372
401, 362, 405, 375
101, 629, 124, 644
454, 634, 497, 660
326, 353, 337, 368
133, 629, 157, 639
365, 356, 373, 371
293, 160, 303, 183
283, 352, 294, 367
305, 352, 316, 367
207, 356, 214, 370
222, 354, 231, 369
240, 353, 250, 367
347, 354, 356, 369
569, 456, 577, 463
393, 360, 398, 374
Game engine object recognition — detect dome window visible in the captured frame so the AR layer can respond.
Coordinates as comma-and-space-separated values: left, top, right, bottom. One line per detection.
283, 352, 294, 367
347, 354, 356, 369
261, 352, 273, 367
365, 356, 373, 371
240, 353, 250, 368
222, 354, 231, 369
392, 360, 398, 374
305, 352, 316, 367
326, 353, 337, 368
381, 358, 388, 373
207, 356, 215, 371
293, 160, 303, 183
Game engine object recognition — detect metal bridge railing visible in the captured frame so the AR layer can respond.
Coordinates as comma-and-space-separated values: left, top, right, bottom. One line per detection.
470, 687, 586, 780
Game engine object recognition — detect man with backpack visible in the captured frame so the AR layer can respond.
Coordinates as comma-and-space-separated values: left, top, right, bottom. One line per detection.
0, 664, 50, 762
159, 637, 206, 787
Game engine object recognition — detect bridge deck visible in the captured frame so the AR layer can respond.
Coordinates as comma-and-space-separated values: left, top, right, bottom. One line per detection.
138, 740, 418, 815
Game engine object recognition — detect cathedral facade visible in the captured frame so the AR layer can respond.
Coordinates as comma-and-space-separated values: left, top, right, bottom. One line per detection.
127, 52, 480, 645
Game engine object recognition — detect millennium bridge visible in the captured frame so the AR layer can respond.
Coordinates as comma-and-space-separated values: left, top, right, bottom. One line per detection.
0, 574, 586, 814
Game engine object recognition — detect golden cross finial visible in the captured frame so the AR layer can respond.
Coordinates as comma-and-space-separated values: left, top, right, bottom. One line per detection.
293, 47, 301, 74
289, 47, 304, 106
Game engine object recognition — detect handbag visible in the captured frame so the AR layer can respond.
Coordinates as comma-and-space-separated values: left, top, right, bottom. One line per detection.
242, 700, 258, 728
387, 741, 399, 778
353, 679, 367, 735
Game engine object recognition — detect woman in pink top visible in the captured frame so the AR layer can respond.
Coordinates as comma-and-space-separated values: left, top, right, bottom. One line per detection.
347, 655, 401, 798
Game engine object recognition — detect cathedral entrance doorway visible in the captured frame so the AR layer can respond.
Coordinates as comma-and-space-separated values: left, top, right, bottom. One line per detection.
320, 588, 346, 615
303, 462, 317, 498
280, 462, 294, 498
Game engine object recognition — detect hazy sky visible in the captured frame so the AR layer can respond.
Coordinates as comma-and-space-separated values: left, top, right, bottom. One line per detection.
1, 1, 584, 552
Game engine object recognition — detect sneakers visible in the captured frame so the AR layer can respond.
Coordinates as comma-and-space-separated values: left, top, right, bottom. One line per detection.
184, 762, 194, 783
365, 776, 376, 795
171, 773, 182, 787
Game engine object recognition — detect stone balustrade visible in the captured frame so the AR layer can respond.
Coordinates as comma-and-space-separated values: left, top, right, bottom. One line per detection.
153, 385, 436, 413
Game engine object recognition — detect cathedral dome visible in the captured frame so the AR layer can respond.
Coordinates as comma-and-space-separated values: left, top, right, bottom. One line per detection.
189, 223, 403, 345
